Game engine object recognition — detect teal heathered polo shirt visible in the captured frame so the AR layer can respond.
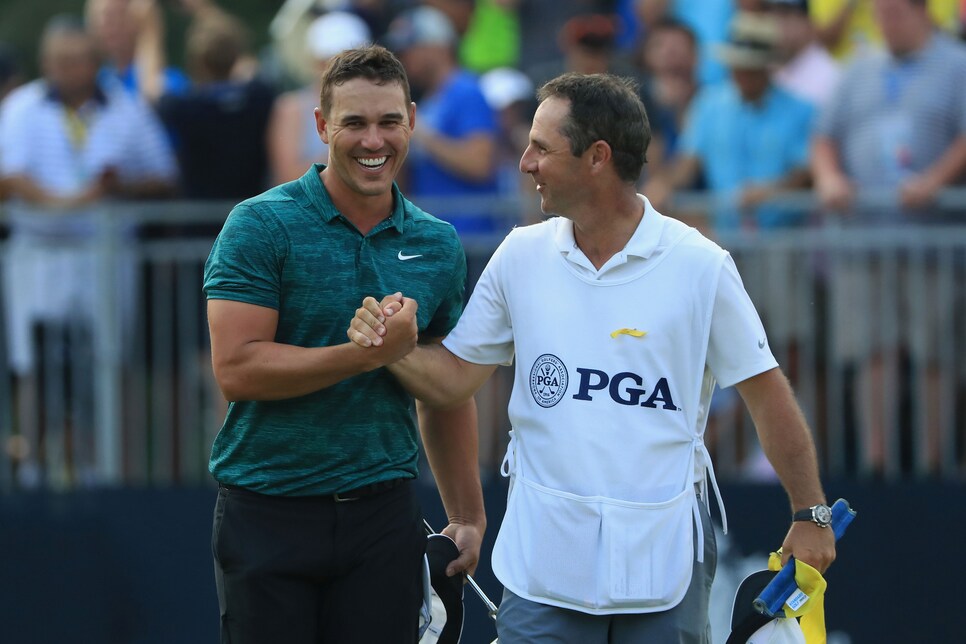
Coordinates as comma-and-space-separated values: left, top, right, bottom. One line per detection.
203, 164, 467, 496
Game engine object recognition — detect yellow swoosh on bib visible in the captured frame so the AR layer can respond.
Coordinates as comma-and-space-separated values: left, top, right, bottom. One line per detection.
610, 328, 647, 339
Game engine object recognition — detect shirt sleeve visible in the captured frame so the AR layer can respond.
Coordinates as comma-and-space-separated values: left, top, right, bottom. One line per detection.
203, 204, 285, 310
442, 237, 514, 366
815, 59, 855, 141
789, 99, 816, 168
0, 91, 31, 176
706, 254, 779, 388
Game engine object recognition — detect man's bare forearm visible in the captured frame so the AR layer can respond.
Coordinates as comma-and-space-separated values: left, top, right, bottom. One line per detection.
737, 368, 827, 510
419, 399, 486, 528
387, 344, 497, 408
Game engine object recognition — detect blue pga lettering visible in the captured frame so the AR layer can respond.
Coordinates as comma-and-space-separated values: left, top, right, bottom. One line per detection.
572, 368, 678, 410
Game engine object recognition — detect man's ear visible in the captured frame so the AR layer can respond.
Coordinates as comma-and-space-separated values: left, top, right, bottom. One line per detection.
408, 101, 417, 131
315, 107, 329, 144
588, 140, 613, 174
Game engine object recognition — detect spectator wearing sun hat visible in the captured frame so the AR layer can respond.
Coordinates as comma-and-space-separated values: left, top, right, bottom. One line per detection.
644, 11, 815, 233
527, 13, 646, 99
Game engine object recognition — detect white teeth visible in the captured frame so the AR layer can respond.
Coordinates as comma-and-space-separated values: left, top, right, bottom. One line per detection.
357, 157, 387, 168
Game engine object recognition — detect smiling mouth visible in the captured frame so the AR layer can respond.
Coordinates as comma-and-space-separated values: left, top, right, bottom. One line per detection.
357, 156, 388, 170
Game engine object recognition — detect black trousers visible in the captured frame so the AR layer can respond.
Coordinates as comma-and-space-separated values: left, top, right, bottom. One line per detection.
212, 480, 426, 644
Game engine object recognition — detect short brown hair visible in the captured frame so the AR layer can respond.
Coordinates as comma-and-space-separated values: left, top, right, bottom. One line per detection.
537, 73, 650, 183
319, 45, 411, 117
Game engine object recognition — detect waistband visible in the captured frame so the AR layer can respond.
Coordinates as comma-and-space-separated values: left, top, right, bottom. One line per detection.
220, 477, 409, 503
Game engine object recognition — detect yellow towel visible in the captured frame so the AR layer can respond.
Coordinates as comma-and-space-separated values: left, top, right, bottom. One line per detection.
768, 552, 827, 644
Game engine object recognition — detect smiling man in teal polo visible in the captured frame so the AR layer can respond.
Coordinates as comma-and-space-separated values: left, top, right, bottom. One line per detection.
203, 45, 485, 643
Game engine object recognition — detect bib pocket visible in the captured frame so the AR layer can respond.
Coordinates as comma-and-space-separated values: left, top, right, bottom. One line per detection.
600, 486, 694, 610
515, 477, 602, 607
493, 475, 694, 613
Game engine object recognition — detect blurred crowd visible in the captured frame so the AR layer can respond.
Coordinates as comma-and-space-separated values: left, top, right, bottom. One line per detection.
1, 0, 965, 482
2, 0, 964, 232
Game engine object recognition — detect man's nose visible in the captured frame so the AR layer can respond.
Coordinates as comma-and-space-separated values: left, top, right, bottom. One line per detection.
362, 125, 384, 149
519, 146, 535, 174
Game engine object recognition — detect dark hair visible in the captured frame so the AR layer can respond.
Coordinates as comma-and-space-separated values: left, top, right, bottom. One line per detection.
648, 17, 697, 49
319, 45, 411, 116
536, 72, 650, 183
186, 14, 250, 82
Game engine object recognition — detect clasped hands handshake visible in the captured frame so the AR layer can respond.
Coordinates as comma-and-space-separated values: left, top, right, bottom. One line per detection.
347, 292, 418, 364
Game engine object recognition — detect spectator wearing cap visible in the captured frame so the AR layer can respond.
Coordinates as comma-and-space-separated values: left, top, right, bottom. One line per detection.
267, 11, 372, 184
527, 14, 646, 92
479, 66, 541, 223
384, 5, 501, 240
764, 0, 841, 108
644, 11, 815, 233
515, 0, 616, 82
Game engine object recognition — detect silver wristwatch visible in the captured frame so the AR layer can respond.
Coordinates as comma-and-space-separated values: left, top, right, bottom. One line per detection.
792, 503, 832, 528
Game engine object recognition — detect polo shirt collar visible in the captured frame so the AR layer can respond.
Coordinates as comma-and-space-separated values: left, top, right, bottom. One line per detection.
553, 194, 663, 264
301, 163, 408, 233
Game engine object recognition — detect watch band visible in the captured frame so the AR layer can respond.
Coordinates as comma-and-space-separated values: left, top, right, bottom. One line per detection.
793, 504, 832, 527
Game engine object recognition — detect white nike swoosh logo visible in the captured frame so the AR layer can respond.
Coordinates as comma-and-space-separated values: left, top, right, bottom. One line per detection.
398, 252, 423, 261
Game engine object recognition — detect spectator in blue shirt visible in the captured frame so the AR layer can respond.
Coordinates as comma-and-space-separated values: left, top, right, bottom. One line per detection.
644, 11, 815, 234
385, 5, 501, 238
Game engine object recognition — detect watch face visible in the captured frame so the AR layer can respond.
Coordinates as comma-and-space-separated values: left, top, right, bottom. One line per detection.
814, 504, 832, 525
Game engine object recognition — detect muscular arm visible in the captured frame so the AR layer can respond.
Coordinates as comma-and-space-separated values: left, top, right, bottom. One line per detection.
416, 370, 486, 575
389, 341, 498, 407
209, 298, 415, 401
736, 367, 836, 572
348, 294, 498, 406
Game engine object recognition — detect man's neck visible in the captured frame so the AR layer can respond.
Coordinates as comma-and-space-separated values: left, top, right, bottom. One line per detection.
59, 90, 97, 110
890, 27, 933, 59
572, 189, 644, 270
320, 169, 394, 236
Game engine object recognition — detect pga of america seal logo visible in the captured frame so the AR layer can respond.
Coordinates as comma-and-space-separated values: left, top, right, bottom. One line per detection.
529, 354, 568, 408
